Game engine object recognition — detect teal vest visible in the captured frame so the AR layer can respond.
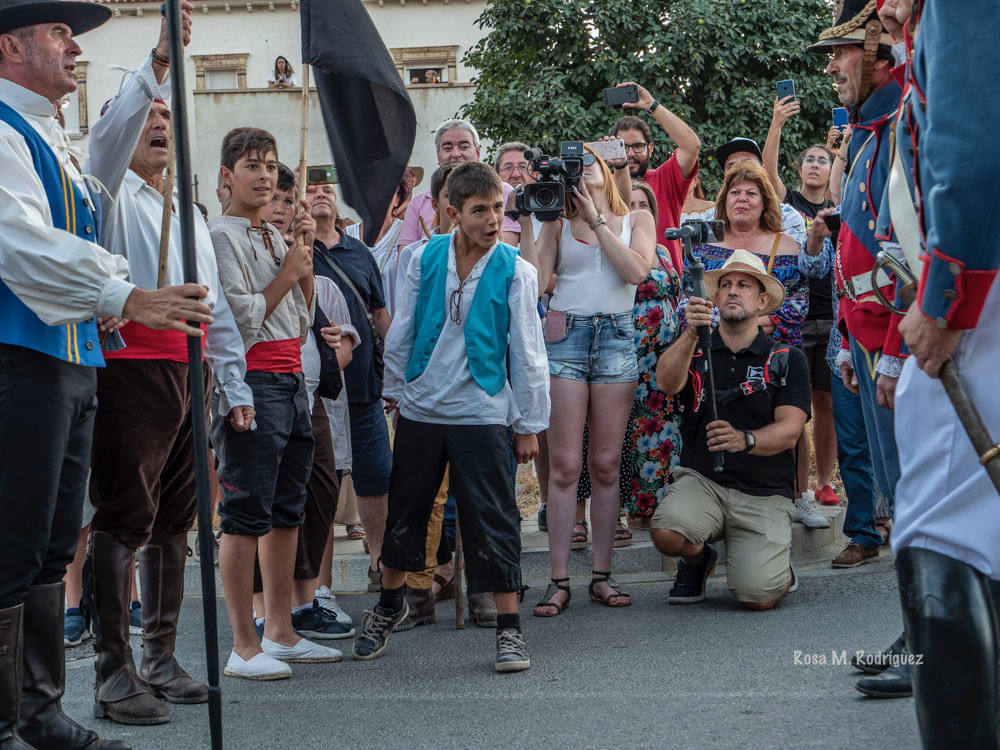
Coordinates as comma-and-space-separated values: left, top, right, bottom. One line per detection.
0, 99, 104, 367
405, 234, 517, 396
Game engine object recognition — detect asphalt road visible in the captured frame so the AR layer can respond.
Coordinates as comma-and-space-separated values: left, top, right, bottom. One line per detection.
63, 555, 920, 749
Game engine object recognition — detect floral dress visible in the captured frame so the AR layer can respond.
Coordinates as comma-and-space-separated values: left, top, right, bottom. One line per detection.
577, 248, 684, 519
681, 242, 808, 347
624, 248, 685, 518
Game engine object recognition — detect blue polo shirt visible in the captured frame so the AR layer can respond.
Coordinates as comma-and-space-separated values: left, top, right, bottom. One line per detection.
313, 232, 386, 405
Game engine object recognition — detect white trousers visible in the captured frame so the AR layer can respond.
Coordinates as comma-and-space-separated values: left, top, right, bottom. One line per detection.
892, 275, 1000, 580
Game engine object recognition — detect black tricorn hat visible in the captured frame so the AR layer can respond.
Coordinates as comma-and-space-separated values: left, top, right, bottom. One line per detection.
0, 0, 111, 36
806, 0, 892, 53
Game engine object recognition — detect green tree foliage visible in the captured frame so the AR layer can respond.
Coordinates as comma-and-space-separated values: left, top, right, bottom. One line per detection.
461, 0, 835, 194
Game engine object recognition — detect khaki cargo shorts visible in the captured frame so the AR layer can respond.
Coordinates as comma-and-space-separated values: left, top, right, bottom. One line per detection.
652, 467, 794, 604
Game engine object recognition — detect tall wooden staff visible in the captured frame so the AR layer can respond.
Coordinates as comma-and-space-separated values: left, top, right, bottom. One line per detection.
156, 137, 175, 288
453, 516, 465, 629
297, 62, 310, 238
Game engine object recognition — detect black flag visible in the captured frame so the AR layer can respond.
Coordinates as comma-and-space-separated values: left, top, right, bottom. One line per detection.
301, 0, 416, 247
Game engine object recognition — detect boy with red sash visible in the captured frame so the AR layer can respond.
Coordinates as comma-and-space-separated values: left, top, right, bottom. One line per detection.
209, 127, 340, 681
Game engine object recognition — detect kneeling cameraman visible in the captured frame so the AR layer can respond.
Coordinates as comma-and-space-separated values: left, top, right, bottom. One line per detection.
652, 250, 810, 610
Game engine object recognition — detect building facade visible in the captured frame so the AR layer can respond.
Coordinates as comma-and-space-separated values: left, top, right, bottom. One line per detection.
75, 0, 488, 218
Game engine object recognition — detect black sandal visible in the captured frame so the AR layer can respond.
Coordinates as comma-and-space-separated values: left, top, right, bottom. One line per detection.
571, 520, 589, 550
533, 577, 570, 617
588, 570, 632, 608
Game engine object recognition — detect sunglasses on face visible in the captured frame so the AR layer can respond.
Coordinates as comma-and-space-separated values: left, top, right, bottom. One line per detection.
582, 152, 597, 166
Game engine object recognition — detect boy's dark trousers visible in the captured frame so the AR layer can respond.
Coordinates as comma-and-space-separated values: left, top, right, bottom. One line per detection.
381, 416, 522, 594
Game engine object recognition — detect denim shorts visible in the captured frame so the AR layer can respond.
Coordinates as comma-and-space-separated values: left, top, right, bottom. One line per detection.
348, 399, 393, 497
545, 312, 639, 384
212, 371, 313, 536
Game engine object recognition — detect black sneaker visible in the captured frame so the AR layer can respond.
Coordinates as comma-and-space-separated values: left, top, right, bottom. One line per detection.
495, 628, 531, 673
668, 545, 719, 604
537, 504, 547, 532
291, 600, 356, 640
352, 601, 409, 661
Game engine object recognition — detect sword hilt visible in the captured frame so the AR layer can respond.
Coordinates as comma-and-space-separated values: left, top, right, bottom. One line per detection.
871, 251, 917, 316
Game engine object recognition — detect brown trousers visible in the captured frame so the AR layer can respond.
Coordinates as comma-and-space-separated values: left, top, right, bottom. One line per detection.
90, 359, 206, 549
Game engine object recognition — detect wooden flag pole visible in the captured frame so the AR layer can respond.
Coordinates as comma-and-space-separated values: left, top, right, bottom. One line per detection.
297, 62, 311, 244
454, 516, 465, 629
156, 136, 176, 289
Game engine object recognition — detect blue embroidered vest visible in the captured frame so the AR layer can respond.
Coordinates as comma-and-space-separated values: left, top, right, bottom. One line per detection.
405, 234, 517, 396
0, 100, 104, 366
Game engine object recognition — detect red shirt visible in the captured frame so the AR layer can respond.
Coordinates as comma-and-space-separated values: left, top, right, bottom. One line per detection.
643, 152, 696, 272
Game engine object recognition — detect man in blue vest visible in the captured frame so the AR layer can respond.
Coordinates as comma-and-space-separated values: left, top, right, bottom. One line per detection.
352, 161, 549, 673
0, 2, 208, 747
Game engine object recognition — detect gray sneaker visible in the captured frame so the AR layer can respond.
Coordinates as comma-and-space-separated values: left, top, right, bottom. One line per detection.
352, 601, 408, 661
793, 492, 830, 529
495, 628, 531, 673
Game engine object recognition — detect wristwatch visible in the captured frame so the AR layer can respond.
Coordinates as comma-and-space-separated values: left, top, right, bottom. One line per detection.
743, 430, 755, 453
647, 99, 660, 114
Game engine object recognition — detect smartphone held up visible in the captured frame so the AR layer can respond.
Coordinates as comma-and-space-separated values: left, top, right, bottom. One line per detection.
602, 85, 638, 107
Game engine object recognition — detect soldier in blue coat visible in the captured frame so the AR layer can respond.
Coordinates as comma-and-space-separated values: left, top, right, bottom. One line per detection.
891, 0, 1000, 745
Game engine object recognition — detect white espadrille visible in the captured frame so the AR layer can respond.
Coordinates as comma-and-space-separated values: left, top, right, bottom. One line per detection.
223, 650, 292, 681
261, 636, 342, 663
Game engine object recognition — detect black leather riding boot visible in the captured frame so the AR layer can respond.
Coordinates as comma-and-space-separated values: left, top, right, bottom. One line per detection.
17, 582, 130, 749
0, 604, 33, 750
897, 546, 998, 749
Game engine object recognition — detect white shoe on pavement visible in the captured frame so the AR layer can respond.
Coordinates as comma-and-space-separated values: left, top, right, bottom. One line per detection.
223, 650, 292, 680
261, 636, 342, 663
793, 491, 830, 529
315, 585, 353, 625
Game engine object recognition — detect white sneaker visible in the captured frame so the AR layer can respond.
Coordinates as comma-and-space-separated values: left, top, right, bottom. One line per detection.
793, 491, 830, 529
223, 650, 291, 681
261, 636, 342, 663
315, 586, 353, 626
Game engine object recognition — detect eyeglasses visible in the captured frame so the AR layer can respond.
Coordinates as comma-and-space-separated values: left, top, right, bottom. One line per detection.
802, 156, 831, 166
624, 142, 648, 153
498, 163, 529, 173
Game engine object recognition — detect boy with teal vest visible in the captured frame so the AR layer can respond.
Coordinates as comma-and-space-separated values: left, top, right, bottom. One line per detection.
352, 161, 549, 673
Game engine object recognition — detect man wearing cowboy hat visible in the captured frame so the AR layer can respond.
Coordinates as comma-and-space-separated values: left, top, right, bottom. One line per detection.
800, 0, 912, 700
0, 1, 204, 747
650, 249, 811, 610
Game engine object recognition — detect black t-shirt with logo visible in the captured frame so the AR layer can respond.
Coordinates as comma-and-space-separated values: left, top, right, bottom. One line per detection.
786, 189, 836, 321
679, 330, 811, 499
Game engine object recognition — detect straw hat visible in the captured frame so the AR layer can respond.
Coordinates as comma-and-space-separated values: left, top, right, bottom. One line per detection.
703, 248, 785, 315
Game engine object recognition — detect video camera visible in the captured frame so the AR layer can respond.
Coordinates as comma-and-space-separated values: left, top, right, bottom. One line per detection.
510, 141, 585, 222
663, 219, 725, 246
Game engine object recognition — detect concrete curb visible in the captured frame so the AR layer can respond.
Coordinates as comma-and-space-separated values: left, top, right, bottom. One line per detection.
192, 500, 850, 594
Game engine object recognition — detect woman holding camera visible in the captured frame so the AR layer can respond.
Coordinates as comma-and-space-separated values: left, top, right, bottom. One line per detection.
685, 161, 807, 347
532, 147, 656, 616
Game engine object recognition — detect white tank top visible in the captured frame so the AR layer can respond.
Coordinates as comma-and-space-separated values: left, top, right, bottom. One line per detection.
549, 213, 636, 315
